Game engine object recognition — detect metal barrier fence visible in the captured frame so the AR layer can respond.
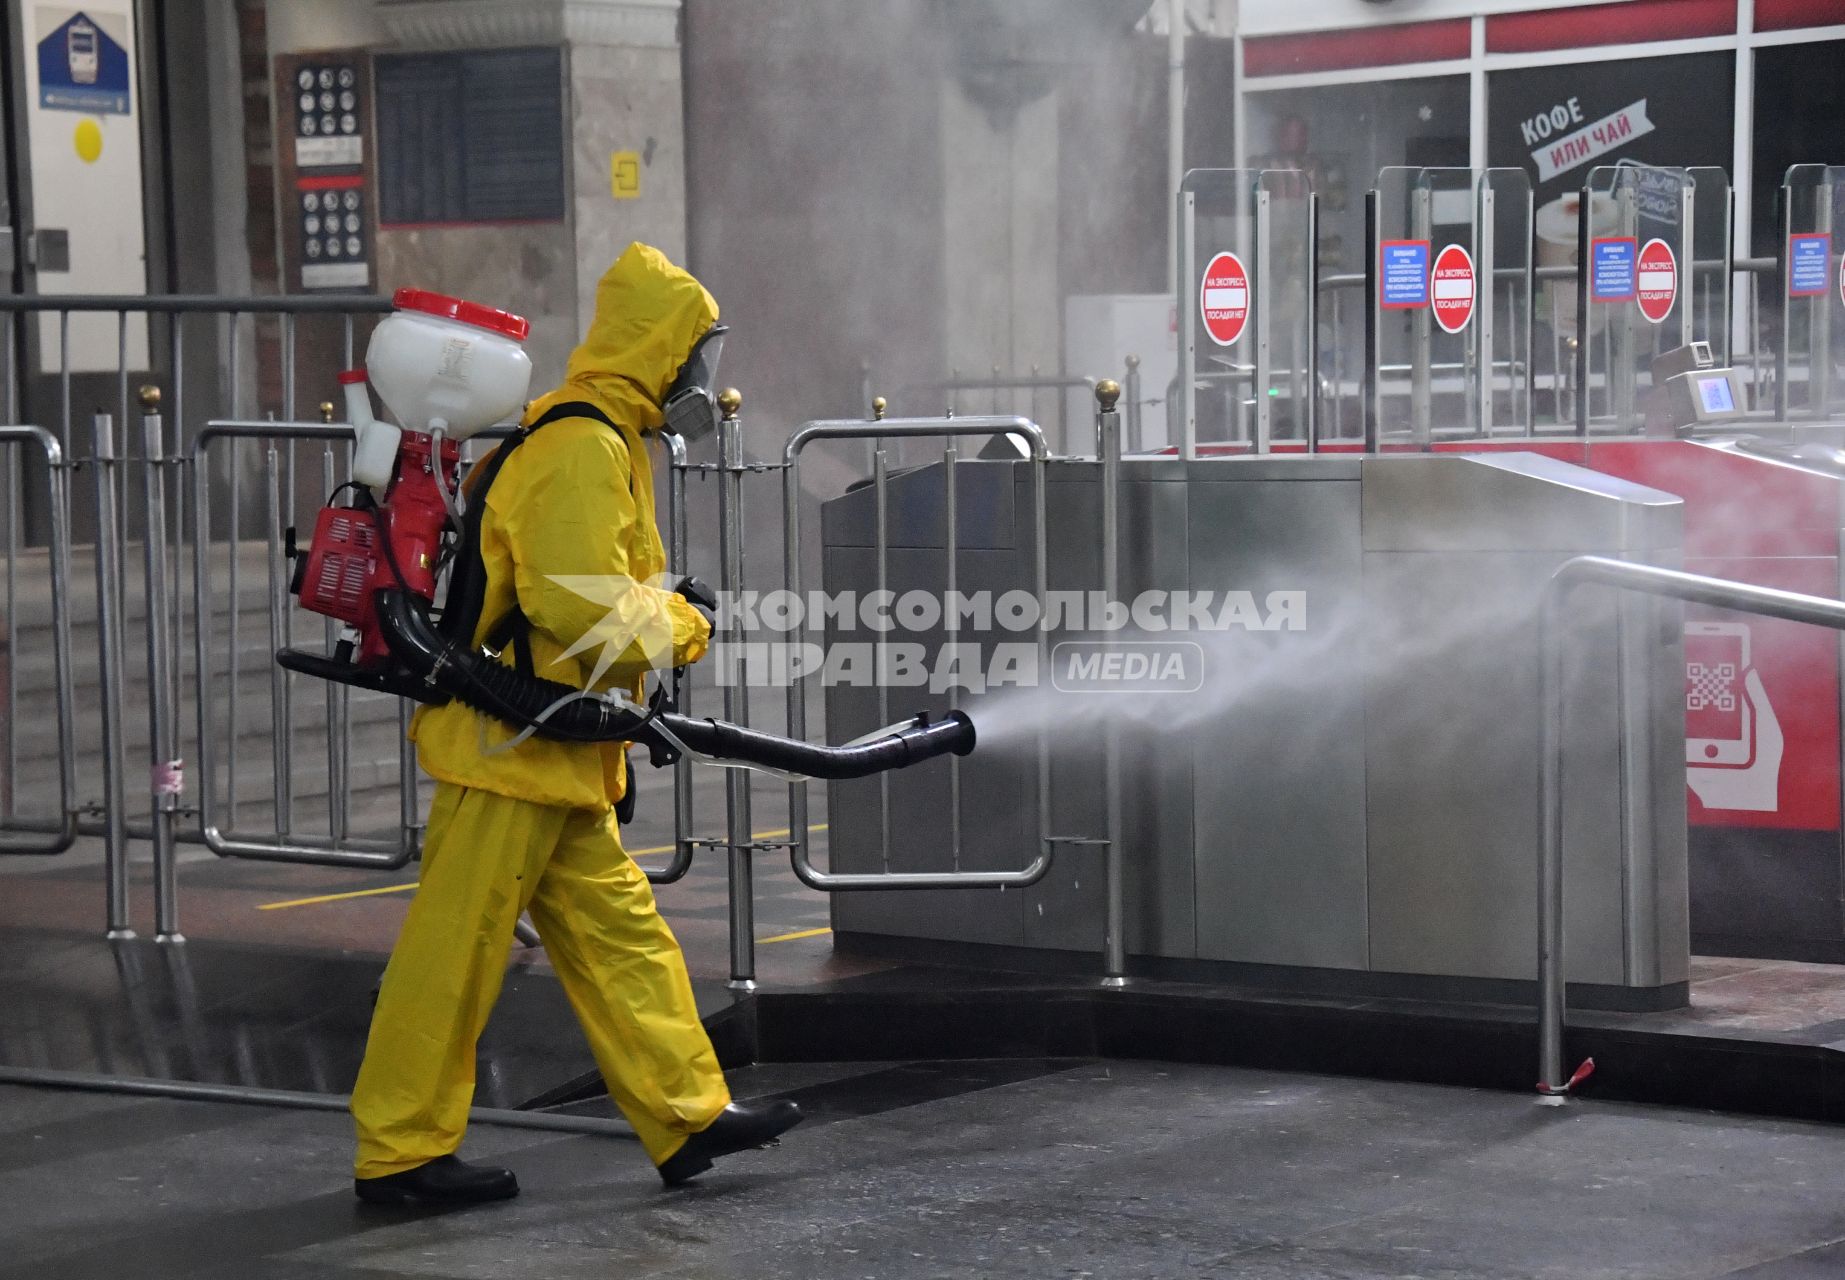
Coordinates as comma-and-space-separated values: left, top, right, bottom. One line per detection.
687, 394, 1136, 989
27, 398, 701, 939
896, 372, 1095, 456
0, 293, 392, 457
0, 424, 76, 856
0, 292, 705, 944
0, 288, 1116, 983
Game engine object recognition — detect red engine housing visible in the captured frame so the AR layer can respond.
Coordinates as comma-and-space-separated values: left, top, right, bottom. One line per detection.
293, 431, 460, 665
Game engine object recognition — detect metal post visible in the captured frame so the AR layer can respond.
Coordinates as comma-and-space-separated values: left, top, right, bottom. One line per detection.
3, 439, 15, 816
1776, 184, 1792, 421
1524, 182, 1537, 436
944, 440, 963, 872
1476, 175, 1497, 438
1812, 187, 1834, 418
1718, 186, 1735, 369
1363, 190, 1379, 453
1411, 185, 1433, 447
1679, 177, 1696, 352
1575, 187, 1591, 436
92, 413, 133, 939
716, 388, 754, 991
1124, 355, 1144, 452
662, 430, 694, 885
1537, 583, 1566, 1096
1167, 0, 1185, 288
1097, 381, 1127, 988
873, 445, 892, 870
265, 447, 292, 833
1305, 193, 1320, 452
1611, 182, 1638, 430
318, 403, 350, 843
138, 388, 183, 943
1254, 184, 1273, 453
1180, 186, 1199, 459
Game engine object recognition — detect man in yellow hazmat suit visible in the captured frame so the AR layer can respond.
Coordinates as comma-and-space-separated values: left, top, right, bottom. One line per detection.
351, 243, 801, 1207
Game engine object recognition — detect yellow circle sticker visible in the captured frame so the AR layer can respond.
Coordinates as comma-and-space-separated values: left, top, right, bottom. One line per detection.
74, 118, 104, 164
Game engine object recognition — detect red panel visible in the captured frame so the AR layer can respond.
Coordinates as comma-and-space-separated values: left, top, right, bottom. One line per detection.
1243, 19, 1471, 77
1755, 0, 1845, 30
1448, 438, 1841, 832
1586, 441, 1840, 557
1486, 0, 1736, 53
1682, 558, 1841, 831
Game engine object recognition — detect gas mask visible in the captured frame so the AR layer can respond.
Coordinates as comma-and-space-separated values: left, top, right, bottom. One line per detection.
660, 323, 729, 442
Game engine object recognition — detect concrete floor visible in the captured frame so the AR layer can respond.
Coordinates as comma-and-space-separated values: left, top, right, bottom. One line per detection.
4, 1063, 1845, 1279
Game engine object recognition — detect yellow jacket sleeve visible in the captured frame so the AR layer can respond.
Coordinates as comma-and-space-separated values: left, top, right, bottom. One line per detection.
496, 425, 710, 689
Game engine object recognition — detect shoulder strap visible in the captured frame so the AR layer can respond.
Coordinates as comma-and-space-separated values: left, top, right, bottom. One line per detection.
436, 400, 628, 654
524, 399, 619, 435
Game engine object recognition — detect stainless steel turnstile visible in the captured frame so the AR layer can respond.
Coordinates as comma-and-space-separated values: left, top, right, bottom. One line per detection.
819, 451, 1690, 1005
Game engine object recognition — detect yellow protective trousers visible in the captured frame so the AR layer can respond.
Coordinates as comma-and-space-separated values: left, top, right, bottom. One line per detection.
351, 782, 732, 1178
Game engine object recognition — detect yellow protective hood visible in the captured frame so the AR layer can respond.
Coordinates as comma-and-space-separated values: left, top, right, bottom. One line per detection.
527, 242, 719, 431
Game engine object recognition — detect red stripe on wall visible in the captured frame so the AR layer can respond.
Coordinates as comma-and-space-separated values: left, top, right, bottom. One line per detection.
1486, 0, 1737, 53
1243, 19, 1471, 77
1754, 0, 1845, 31
296, 174, 364, 191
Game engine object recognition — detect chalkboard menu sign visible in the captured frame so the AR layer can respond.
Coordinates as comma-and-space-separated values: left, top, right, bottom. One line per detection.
375, 47, 566, 226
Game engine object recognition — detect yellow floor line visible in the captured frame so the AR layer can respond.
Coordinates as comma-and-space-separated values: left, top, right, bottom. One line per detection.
257, 824, 830, 910
257, 882, 417, 910
758, 927, 832, 945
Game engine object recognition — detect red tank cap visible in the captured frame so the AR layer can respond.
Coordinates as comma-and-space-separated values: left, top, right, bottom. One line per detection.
336, 369, 368, 385
391, 287, 531, 342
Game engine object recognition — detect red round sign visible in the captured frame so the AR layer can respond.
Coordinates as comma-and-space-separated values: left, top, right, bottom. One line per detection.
1200, 252, 1249, 347
1637, 238, 1677, 325
1431, 244, 1474, 335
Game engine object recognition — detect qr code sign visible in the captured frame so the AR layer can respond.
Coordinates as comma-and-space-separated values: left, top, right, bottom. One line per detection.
1687, 661, 1737, 713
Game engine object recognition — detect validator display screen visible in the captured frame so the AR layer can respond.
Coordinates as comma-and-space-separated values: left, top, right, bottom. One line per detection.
1698, 375, 1736, 415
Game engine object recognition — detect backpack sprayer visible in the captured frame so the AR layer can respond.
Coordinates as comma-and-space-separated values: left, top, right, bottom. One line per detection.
275, 288, 973, 779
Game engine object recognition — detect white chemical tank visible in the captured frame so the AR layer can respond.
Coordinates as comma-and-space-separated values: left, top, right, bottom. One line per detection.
344, 288, 533, 490
367, 288, 533, 439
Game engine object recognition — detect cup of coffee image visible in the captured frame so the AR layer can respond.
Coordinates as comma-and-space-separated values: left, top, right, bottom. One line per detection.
1535, 190, 1621, 339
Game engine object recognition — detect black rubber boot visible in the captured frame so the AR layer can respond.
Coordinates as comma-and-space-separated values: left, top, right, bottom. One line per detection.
354, 1155, 520, 1207
656, 1099, 804, 1186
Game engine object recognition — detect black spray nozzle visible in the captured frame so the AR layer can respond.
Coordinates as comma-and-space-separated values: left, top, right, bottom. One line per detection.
356, 588, 974, 780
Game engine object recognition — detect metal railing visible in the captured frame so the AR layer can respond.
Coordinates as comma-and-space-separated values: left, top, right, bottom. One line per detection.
780, 413, 1057, 898
1536, 555, 1845, 1098
897, 372, 1095, 454
183, 415, 701, 879
0, 424, 77, 857
188, 418, 415, 870
0, 372, 701, 937
0, 292, 392, 455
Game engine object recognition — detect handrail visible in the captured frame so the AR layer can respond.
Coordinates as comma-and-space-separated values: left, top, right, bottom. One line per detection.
1538, 556, 1845, 1097
187, 418, 697, 884
0, 424, 77, 856
902, 375, 1096, 395
0, 293, 392, 314
781, 415, 1054, 891
190, 420, 414, 868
